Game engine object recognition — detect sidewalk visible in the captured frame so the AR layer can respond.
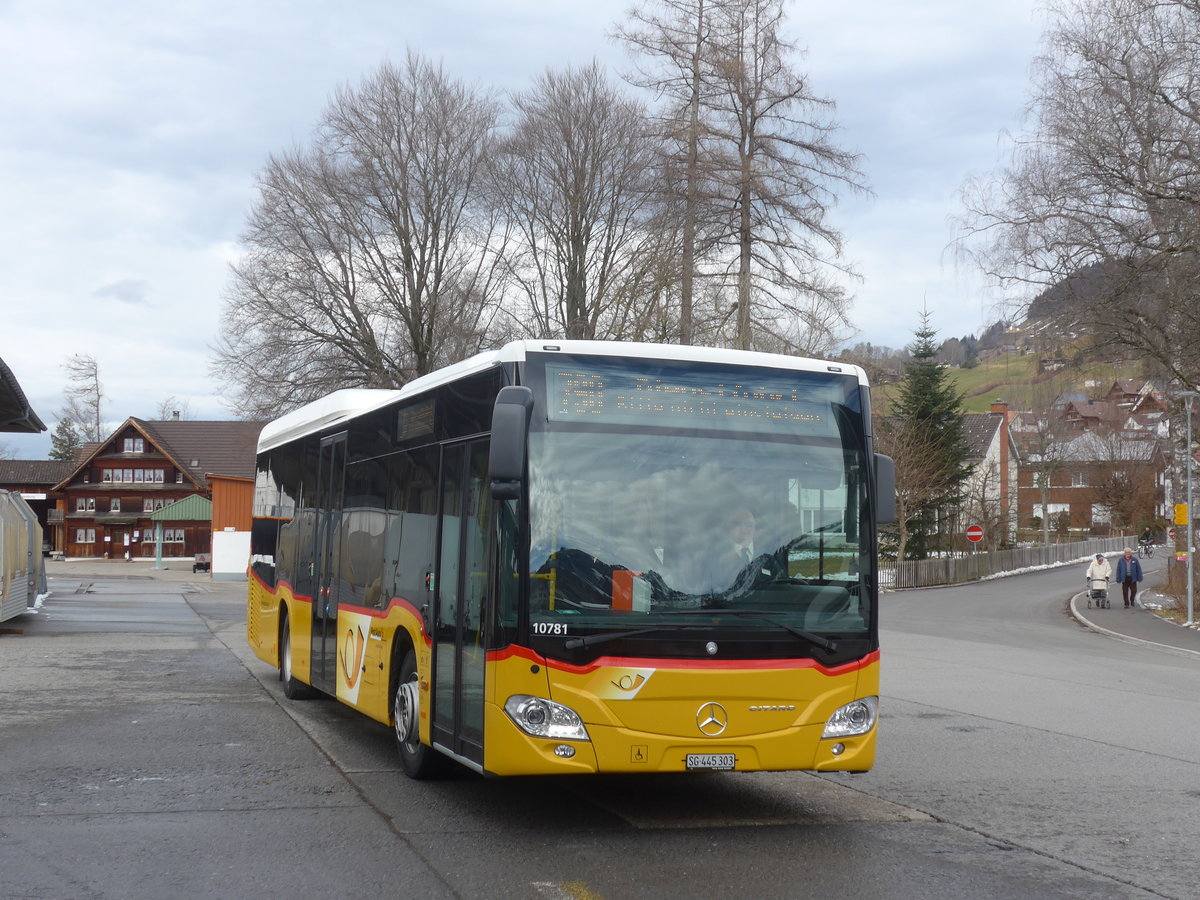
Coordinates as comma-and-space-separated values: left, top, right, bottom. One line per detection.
43, 556, 231, 584
1071, 588, 1200, 659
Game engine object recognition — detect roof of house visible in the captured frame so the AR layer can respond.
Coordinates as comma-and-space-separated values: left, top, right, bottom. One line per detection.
1050, 393, 1089, 410
962, 413, 1003, 461
139, 419, 265, 486
150, 494, 213, 522
1063, 398, 1124, 426
1061, 431, 1161, 463
1124, 412, 1166, 431
0, 459, 75, 486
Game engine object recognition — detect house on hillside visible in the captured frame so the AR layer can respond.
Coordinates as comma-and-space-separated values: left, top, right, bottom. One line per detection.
1105, 379, 1165, 413
1049, 392, 1088, 413
1037, 357, 1071, 374
1061, 398, 1124, 432
52, 417, 264, 559
1121, 412, 1169, 439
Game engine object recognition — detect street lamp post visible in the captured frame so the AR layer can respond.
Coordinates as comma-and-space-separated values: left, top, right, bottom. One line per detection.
1182, 391, 1198, 627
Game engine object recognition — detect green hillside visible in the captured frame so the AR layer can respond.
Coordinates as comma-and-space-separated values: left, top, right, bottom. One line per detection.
873, 351, 1145, 415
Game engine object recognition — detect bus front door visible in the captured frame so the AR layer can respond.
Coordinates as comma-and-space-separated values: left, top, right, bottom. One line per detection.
432, 439, 490, 767
310, 431, 347, 695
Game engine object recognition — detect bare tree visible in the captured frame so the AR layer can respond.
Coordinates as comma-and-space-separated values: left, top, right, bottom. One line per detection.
1085, 430, 1164, 531
703, 0, 866, 350
327, 56, 511, 372
875, 415, 964, 562
493, 62, 666, 340
960, 459, 1009, 552
154, 397, 192, 420
958, 0, 1200, 391
61, 354, 105, 442
614, 0, 732, 344
1020, 416, 1073, 546
214, 53, 507, 416
616, 0, 866, 351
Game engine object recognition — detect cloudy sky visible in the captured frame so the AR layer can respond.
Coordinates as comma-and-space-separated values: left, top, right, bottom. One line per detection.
1, 0, 1043, 457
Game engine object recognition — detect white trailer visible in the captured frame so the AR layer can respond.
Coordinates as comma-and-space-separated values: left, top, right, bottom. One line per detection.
0, 490, 44, 623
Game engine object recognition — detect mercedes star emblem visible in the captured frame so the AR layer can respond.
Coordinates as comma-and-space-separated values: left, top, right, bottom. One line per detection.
696, 702, 729, 736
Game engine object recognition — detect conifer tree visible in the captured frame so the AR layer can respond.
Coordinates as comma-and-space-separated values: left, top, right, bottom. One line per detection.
891, 310, 972, 558
49, 417, 82, 461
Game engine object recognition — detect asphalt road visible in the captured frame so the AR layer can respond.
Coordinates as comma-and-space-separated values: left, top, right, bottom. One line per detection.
1, 557, 1195, 899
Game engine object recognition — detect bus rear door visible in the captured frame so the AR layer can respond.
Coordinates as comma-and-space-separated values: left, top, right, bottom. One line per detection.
310, 431, 347, 695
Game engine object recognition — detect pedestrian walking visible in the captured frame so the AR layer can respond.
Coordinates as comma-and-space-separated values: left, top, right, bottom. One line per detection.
1085, 553, 1112, 608
1115, 547, 1144, 608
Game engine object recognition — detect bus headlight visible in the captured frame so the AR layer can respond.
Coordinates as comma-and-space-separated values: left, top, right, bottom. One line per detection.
504, 695, 590, 741
822, 696, 878, 739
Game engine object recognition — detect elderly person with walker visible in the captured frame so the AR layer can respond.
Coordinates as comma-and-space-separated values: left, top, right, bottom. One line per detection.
1086, 553, 1112, 608
1115, 547, 1144, 608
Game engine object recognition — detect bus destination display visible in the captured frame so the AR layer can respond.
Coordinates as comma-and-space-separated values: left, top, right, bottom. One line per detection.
544, 361, 840, 434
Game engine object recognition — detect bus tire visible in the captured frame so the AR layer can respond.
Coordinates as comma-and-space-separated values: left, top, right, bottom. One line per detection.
393, 647, 443, 779
279, 609, 314, 700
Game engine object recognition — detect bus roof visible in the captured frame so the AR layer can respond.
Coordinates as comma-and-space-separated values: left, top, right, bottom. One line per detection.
257, 340, 867, 454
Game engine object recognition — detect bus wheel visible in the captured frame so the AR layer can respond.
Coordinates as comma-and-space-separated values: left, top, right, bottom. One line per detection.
279, 611, 313, 700
393, 648, 443, 779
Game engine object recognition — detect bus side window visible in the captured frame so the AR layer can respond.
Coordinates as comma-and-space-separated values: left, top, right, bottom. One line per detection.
343, 458, 388, 609
388, 445, 439, 609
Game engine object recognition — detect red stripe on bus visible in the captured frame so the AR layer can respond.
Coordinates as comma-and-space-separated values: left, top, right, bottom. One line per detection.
489, 644, 878, 677
255, 572, 428, 638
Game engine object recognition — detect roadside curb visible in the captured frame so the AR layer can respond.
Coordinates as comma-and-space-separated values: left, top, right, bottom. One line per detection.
1069, 592, 1200, 660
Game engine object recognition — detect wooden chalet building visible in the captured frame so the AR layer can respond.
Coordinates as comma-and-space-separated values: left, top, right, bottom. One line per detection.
1061, 398, 1123, 432
1104, 379, 1166, 414
52, 417, 264, 559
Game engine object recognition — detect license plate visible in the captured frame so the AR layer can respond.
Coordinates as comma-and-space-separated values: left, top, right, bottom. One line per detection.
686, 753, 735, 771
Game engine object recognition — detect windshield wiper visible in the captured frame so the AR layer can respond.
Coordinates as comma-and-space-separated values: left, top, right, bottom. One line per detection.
699, 608, 839, 653
560, 613, 838, 653
563, 626, 666, 650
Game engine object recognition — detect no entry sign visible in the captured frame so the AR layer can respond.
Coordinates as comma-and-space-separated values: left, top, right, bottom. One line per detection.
966, 525, 984, 543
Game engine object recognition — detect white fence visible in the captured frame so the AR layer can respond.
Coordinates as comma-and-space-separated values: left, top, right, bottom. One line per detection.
881, 535, 1137, 589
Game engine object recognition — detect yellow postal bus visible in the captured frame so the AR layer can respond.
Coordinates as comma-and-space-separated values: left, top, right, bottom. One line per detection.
247, 341, 895, 777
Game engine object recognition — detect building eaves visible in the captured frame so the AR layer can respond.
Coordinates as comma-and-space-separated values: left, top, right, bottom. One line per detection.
0, 356, 46, 433
52, 417, 140, 491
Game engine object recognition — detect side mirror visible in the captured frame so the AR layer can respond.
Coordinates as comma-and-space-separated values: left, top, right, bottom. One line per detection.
490, 386, 535, 500
874, 453, 896, 525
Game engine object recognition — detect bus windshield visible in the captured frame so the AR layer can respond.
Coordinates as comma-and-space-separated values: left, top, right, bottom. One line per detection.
519, 356, 872, 663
